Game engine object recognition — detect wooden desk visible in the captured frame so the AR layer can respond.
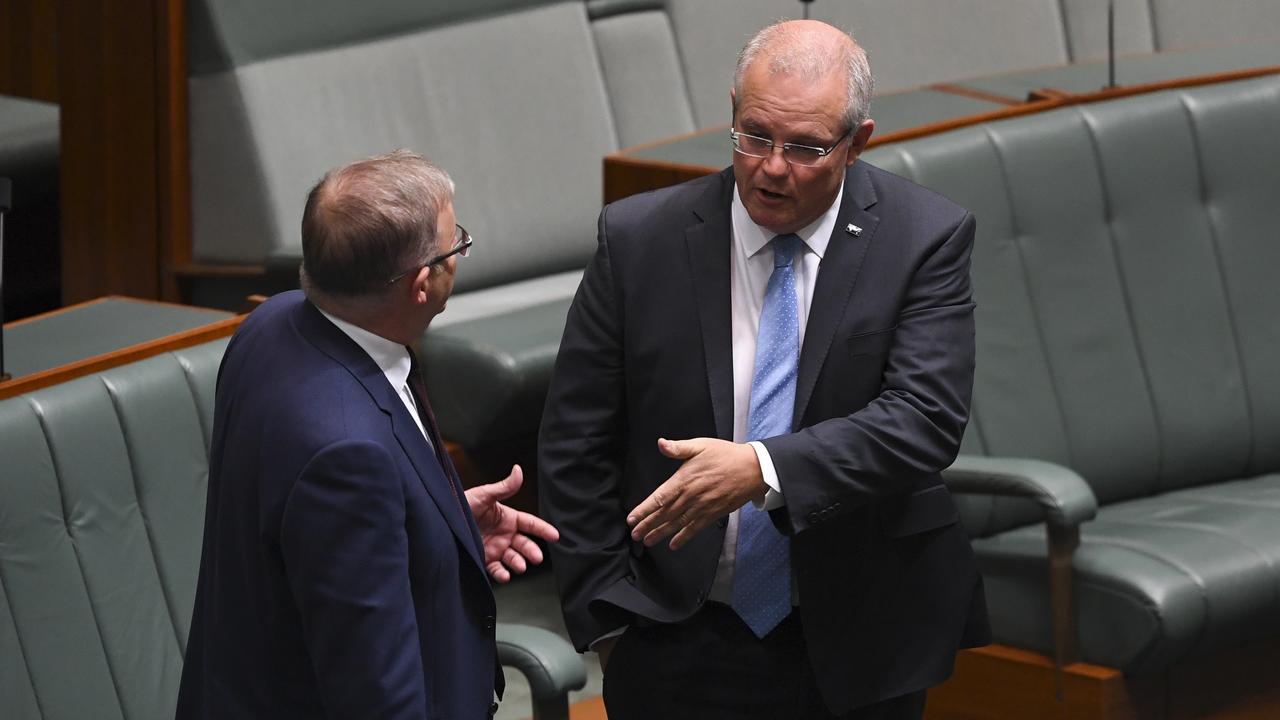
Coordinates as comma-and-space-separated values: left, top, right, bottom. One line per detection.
0, 296, 240, 400
604, 85, 1035, 204
604, 43, 1280, 205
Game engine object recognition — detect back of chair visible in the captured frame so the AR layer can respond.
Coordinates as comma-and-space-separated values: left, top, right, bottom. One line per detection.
0, 340, 226, 720
864, 76, 1280, 523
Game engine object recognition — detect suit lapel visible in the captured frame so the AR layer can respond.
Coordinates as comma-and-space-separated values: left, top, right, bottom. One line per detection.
686, 171, 736, 441
795, 163, 880, 426
294, 299, 485, 571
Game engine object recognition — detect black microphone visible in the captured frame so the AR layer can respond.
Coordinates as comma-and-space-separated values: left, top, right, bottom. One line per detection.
0, 177, 10, 381
1107, 0, 1117, 89
799, 0, 814, 21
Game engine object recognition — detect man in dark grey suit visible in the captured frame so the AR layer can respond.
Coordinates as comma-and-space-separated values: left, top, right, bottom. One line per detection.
539, 20, 988, 719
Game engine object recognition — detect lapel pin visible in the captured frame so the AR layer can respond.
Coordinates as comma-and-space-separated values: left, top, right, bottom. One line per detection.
846, 223, 862, 236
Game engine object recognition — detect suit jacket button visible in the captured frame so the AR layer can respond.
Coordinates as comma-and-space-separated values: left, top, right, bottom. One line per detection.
484, 615, 496, 630
808, 511, 820, 524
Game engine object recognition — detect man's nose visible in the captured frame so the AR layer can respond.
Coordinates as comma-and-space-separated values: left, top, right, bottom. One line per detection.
761, 147, 791, 176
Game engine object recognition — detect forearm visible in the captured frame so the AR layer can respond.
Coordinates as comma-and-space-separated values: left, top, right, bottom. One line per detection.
767, 212, 977, 530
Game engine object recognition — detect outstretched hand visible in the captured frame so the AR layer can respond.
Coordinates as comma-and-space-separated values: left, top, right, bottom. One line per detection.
626, 437, 766, 550
465, 464, 560, 583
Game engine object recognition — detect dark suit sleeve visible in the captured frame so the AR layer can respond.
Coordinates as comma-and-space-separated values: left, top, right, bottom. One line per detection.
538, 206, 635, 650
280, 439, 426, 719
764, 211, 977, 533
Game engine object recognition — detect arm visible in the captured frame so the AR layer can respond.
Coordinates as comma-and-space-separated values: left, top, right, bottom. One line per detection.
279, 440, 424, 719
538, 207, 634, 650
767, 211, 977, 532
629, 211, 977, 542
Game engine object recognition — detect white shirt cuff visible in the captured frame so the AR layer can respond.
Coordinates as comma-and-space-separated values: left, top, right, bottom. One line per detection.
748, 441, 785, 510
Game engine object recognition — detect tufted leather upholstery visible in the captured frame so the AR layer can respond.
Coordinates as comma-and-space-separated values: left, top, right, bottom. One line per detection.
863, 74, 1280, 673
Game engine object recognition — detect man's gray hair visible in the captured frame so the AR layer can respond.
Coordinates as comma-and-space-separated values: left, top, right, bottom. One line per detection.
300, 149, 455, 298
734, 21, 874, 130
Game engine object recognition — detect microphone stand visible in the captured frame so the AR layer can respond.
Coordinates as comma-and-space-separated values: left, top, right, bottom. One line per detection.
800, 0, 814, 20
0, 177, 10, 381
1107, 0, 1117, 89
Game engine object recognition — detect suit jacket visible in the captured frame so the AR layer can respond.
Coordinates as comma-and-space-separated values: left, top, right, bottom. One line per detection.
539, 163, 990, 712
177, 291, 501, 719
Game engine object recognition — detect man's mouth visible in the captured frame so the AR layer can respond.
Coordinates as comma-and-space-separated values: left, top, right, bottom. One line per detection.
757, 188, 787, 200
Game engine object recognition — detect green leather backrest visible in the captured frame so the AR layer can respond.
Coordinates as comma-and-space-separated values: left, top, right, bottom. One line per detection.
187, 0, 567, 75
0, 340, 226, 720
864, 75, 1280, 511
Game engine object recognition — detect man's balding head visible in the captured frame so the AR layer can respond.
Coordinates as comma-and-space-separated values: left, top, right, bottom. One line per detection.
301, 150, 454, 299
733, 19, 873, 132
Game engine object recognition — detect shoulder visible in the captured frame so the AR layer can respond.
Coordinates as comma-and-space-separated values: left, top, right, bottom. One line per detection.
601, 168, 732, 234
857, 161, 971, 229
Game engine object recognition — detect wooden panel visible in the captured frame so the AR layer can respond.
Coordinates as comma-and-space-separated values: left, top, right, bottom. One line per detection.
157, 0, 191, 302
926, 640, 1280, 720
603, 66, 1280, 206
0, 0, 58, 102
56, 0, 161, 303
925, 645, 1145, 720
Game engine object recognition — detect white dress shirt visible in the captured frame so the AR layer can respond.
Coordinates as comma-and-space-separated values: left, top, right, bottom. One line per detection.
317, 308, 429, 442
707, 182, 844, 606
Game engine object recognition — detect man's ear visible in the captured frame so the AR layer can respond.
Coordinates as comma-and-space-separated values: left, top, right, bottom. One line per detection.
411, 265, 433, 305
846, 119, 876, 166
729, 87, 737, 124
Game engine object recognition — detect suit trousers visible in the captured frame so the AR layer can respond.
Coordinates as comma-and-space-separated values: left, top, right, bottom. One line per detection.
602, 603, 926, 720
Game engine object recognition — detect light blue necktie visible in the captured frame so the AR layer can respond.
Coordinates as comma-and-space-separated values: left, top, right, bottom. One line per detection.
732, 233, 801, 638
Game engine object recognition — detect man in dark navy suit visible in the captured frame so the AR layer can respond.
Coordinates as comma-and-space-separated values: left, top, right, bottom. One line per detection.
177, 150, 558, 719
540, 20, 988, 720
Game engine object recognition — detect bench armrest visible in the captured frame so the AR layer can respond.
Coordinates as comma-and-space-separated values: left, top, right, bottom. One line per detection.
496, 623, 587, 720
943, 455, 1099, 697
944, 455, 1098, 529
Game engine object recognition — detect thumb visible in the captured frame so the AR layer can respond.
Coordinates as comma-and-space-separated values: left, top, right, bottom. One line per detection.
657, 437, 700, 460
492, 464, 523, 499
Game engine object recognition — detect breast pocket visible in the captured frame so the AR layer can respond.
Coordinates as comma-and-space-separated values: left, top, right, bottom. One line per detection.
846, 326, 896, 358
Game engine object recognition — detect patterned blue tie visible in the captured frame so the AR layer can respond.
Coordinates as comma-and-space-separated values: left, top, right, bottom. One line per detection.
733, 233, 801, 638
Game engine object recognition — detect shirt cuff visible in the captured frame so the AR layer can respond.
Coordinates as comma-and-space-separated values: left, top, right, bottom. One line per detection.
748, 441, 785, 510
588, 626, 627, 652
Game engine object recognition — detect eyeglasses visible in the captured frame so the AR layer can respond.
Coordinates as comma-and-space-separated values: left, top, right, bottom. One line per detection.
730, 127, 852, 167
386, 224, 473, 285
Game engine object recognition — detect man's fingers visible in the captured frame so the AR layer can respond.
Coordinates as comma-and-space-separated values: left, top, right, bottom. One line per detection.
503, 548, 528, 574
488, 562, 512, 583
516, 511, 559, 542
641, 519, 681, 547
629, 492, 684, 540
510, 534, 545, 565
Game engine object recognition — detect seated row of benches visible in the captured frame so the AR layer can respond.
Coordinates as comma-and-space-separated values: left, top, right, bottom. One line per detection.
177, 0, 1280, 458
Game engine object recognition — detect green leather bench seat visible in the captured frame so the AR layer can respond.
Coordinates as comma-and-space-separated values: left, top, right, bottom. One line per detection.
979, 475, 1280, 673
861, 74, 1280, 674
0, 339, 585, 719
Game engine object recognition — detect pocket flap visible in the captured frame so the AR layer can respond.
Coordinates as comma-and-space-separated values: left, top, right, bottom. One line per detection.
879, 484, 959, 538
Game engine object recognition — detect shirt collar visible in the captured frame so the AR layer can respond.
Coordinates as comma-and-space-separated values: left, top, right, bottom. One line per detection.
317, 307, 414, 391
731, 179, 845, 260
